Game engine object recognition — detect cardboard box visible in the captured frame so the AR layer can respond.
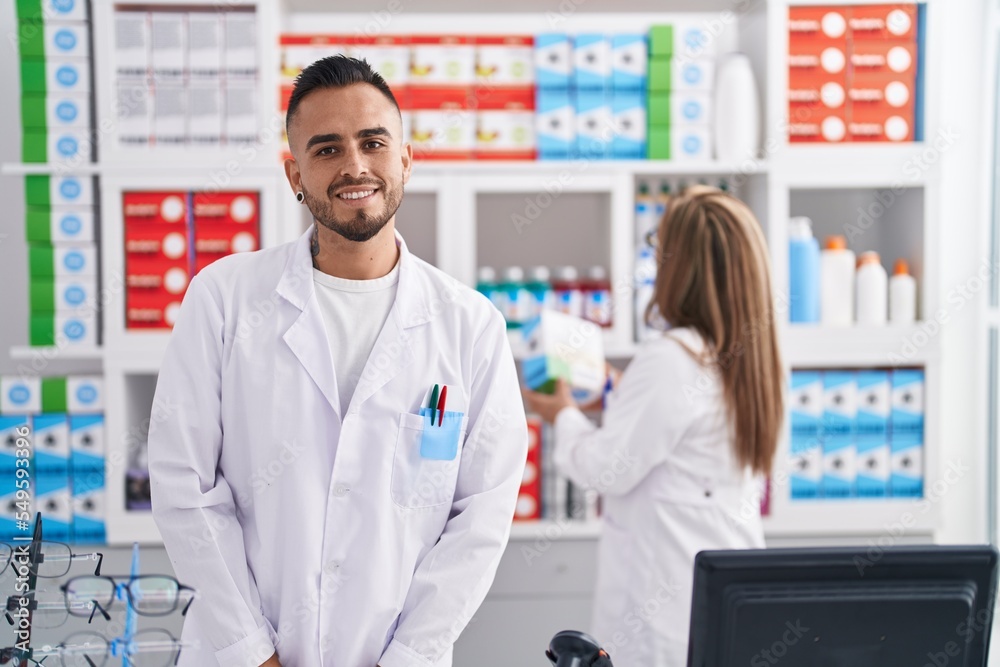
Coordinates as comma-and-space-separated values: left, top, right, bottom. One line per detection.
647, 125, 670, 160
648, 25, 674, 58
849, 4, 919, 42
19, 23, 90, 60
572, 34, 610, 91
611, 92, 646, 159
0, 478, 31, 542
823, 370, 857, 439
23, 127, 93, 163
114, 11, 150, 77
790, 434, 823, 500
673, 20, 717, 62
72, 467, 107, 543
33, 413, 69, 475
224, 11, 257, 77
29, 243, 97, 278
20, 59, 91, 93
790, 370, 823, 437
789, 78, 847, 110
890, 432, 923, 498
851, 40, 917, 75
788, 108, 847, 143
822, 434, 856, 499
410, 35, 475, 86
672, 59, 714, 92
30, 276, 96, 312
150, 12, 186, 78
409, 88, 475, 159
515, 416, 543, 521
672, 125, 712, 161
849, 70, 915, 108
126, 258, 189, 295
30, 311, 97, 347
574, 90, 612, 158
21, 93, 90, 129
123, 191, 189, 225
849, 104, 913, 142
70, 414, 105, 472
789, 40, 848, 76
188, 80, 223, 146
788, 6, 849, 44
39, 376, 103, 414
193, 227, 259, 259
225, 79, 258, 144
17, 0, 90, 22
1, 377, 40, 414
126, 290, 184, 329
187, 11, 223, 78
0, 415, 30, 473
534, 33, 571, 89
475, 36, 534, 87
192, 191, 259, 224
536, 88, 574, 159
610, 34, 646, 91
26, 175, 93, 207
520, 310, 606, 402
125, 226, 190, 261
117, 77, 152, 146
891, 368, 924, 435
856, 370, 890, 497
36, 471, 72, 542
649, 91, 713, 126
352, 36, 410, 87
152, 80, 187, 145
26, 206, 95, 243
476, 107, 536, 160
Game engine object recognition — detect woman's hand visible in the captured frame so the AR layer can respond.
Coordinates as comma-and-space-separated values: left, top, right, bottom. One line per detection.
522, 379, 576, 424
260, 653, 282, 667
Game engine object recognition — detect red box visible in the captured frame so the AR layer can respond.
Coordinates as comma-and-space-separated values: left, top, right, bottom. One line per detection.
192, 191, 260, 268
123, 191, 189, 226
848, 4, 918, 42
788, 107, 848, 143
789, 39, 849, 77
850, 40, 917, 76
848, 71, 915, 110
788, 7, 849, 45
125, 257, 190, 295
126, 290, 185, 329
193, 192, 260, 225
849, 104, 914, 142
515, 416, 543, 521
125, 226, 189, 262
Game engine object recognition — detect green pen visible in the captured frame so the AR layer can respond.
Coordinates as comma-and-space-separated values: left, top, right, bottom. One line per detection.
428, 384, 440, 425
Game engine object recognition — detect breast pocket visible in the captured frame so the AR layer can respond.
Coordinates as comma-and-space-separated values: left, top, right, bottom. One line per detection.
391, 411, 467, 509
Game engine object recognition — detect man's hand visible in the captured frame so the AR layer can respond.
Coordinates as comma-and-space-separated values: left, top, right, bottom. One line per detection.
260, 652, 281, 667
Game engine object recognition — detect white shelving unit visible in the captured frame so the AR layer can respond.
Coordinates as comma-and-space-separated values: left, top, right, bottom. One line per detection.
5, 0, 945, 552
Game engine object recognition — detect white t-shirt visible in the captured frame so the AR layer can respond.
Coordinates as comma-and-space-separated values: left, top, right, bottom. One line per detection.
312, 261, 400, 417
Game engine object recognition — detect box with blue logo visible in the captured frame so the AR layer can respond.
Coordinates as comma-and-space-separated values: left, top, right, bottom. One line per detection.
36, 471, 72, 543
0, 415, 31, 473
21, 94, 91, 130
19, 23, 90, 60
536, 89, 574, 159
891, 368, 925, 436
33, 413, 69, 476
30, 311, 97, 347
822, 371, 857, 499
65, 376, 103, 414
0, 476, 32, 543
791, 433, 823, 500
671, 126, 712, 161
890, 431, 923, 498
1, 377, 41, 415
28, 243, 97, 278
30, 277, 96, 312
19, 59, 91, 94
22, 127, 93, 164
72, 468, 106, 544
17, 0, 90, 22
70, 414, 105, 474
789, 371, 823, 500
25, 206, 95, 243
672, 59, 714, 92
574, 91, 612, 158
611, 92, 646, 159
610, 35, 647, 91
25, 175, 94, 207
534, 34, 572, 89
856, 370, 890, 498
572, 34, 610, 91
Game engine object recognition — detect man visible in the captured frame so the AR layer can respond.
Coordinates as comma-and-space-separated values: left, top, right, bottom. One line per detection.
148, 56, 528, 667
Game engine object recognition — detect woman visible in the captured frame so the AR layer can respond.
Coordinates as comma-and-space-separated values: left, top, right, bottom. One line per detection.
524, 185, 784, 667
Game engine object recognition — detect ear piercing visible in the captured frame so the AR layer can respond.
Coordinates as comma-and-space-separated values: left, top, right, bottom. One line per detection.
296, 191, 304, 203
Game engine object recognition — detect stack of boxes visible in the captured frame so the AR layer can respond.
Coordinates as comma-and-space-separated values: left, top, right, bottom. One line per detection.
112, 7, 259, 148
647, 24, 715, 161
788, 4, 923, 143
515, 417, 543, 521
124, 191, 260, 329
474, 36, 536, 160
0, 375, 106, 544
408, 36, 477, 159
535, 33, 648, 160
26, 175, 99, 348
16, 0, 94, 165
789, 367, 924, 500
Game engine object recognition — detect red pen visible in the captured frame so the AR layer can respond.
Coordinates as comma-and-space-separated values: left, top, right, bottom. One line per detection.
436, 386, 448, 427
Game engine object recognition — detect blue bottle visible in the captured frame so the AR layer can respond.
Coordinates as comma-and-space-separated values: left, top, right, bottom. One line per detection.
789, 217, 820, 323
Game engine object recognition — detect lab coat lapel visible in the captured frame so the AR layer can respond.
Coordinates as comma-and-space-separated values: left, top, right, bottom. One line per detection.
275, 225, 342, 420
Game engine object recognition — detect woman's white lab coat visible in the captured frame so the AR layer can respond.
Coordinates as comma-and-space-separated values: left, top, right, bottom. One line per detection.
553, 328, 765, 667
148, 226, 527, 667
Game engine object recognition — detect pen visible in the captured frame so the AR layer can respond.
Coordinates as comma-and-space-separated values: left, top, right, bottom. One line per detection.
429, 384, 440, 425
437, 386, 448, 427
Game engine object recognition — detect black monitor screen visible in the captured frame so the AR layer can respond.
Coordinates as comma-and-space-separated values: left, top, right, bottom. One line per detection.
688, 546, 998, 667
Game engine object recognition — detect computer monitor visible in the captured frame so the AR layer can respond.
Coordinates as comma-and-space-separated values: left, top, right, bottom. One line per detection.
687, 545, 998, 667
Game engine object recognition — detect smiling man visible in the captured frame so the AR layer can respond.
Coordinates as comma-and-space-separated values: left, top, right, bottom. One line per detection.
148, 56, 528, 667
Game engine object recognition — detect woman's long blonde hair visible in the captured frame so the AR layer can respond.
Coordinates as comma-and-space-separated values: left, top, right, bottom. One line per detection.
646, 185, 784, 476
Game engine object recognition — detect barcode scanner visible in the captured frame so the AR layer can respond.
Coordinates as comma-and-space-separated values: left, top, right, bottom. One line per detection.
546, 630, 614, 667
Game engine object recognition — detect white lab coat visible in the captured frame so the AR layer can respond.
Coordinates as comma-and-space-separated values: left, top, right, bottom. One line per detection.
553, 328, 765, 667
148, 225, 527, 667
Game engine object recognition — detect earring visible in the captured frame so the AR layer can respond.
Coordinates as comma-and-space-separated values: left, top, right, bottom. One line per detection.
296, 191, 304, 203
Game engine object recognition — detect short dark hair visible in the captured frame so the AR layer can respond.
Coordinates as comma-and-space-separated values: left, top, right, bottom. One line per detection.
285, 55, 400, 139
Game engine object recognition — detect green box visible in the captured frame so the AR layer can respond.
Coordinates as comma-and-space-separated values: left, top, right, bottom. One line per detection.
21, 95, 48, 128
30, 314, 56, 346
648, 126, 671, 160
648, 92, 670, 127
30, 278, 57, 312
649, 25, 674, 58
26, 208, 52, 242
648, 57, 671, 92
29, 244, 55, 277
22, 129, 48, 163
20, 58, 47, 94
16, 0, 44, 23
41, 377, 68, 412
17, 21, 46, 57
25, 175, 52, 206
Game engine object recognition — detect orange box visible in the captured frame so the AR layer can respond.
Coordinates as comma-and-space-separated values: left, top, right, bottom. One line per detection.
849, 104, 914, 142
848, 71, 915, 110
789, 80, 848, 110
124, 226, 189, 262
515, 416, 543, 521
123, 191, 188, 226
848, 4, 918, 42
788, 106, 848, 143
789, 38, 849, 77
788, 7, 849, 45
850, 40, 917, 76
126, 290, 185, 329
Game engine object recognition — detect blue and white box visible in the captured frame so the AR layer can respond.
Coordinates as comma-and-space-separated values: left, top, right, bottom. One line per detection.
790, 371, 822, 438
674, 20, 717, 62
672, 91, 712, 125
611, 92, 646, 159
574, 91, 612, 158
33, 414, 69, 475
890, 432, 923, 498
856, 370, 890, 498
1, 377, 41, 415
0, 416, 30, 473
67, 376, 103, 414
611, 34, 647, 91
43, 24, 90, 60
70, 414, 105, 474
36, 471, 72, 543
44, 61, 92, 93
24, 0, 90, 21
672, 126, 712, 161
822, 371, 857, 499
791, 432, 823, 500
673, 59, 715, 92
0, 477, 31, 543
534, 34, 572, 89
536, 89, 575, 159
72, 468, 106, 544
572, 34, 610, 91
891, 368, 925, 436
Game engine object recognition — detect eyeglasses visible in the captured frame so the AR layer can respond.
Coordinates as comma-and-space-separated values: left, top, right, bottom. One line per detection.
1, 629, 183, 666
61, 575, 195, 624
0, 542, 103, 579
4, 589, 97, 629
644, 225, 660, 250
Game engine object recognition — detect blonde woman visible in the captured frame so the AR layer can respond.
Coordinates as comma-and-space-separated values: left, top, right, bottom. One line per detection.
524, 186, 784, 667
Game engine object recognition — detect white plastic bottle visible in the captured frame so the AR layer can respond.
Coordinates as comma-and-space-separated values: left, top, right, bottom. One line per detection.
855, 251, 888, 325
820, 235, 856, 326
889, 259, 917, 325
714, 53, 761, 162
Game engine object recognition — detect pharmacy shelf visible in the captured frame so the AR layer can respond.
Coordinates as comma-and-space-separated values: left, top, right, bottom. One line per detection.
508, 520, 602, 541
8, 346, 104, 361
763, 499, 939, 538
106, 511, 161, 546
411, 160, 768, 176
771, 146, 943, 188
1, 163, 104, 176
782, 324, 941, 367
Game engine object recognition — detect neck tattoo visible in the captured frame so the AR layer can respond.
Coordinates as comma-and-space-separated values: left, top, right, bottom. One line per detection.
310, 227, 320, 269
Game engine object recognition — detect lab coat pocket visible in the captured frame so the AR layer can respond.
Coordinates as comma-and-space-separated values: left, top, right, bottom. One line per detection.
392, 411, 466, 509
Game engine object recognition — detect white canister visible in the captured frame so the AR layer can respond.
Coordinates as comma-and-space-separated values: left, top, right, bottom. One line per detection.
713, 53, 761, 162
820, 235, 856, 326
856, 251, 888, 325
889, 259, 917, 324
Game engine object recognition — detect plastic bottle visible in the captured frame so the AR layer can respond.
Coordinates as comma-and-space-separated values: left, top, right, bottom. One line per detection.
476, 266, 503, 314
788, 217, 821, 323
855, 251, 888, 325
714, 53, 761, 162
634, 245, 658, 341
551, 266, 584, 318
499, 266, 529, 329
654, 181, 672, 222
820, 235, 856, 326
889, 259, 917, 325
635, 183, 657, 246
582, 266, 613, 327
525, 266, 554, 320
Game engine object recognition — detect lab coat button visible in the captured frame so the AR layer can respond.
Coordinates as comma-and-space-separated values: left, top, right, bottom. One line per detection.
334, 484, 350, 497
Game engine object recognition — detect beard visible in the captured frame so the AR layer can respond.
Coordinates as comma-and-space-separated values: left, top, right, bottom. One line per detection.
303, 176, 404, 243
